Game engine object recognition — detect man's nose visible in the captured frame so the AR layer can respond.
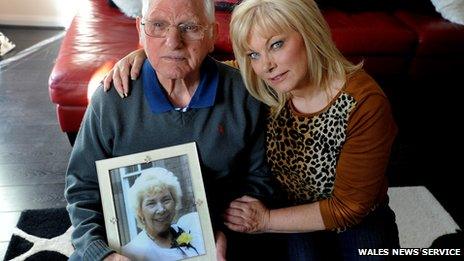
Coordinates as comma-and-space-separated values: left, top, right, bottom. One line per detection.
165, 26, 183, 49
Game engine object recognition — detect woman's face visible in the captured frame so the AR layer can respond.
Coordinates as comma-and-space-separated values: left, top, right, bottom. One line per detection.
246, 28, 310, 95
140, 187, 176, 237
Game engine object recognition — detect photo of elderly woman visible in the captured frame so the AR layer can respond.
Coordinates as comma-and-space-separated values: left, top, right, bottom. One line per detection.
108, 155, 206, 260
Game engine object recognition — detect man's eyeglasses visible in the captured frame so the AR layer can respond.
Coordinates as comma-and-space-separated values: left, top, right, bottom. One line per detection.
141, 20, 210, 41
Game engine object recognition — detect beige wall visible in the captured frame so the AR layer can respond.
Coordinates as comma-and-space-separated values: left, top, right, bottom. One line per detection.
0, 0, 78, 27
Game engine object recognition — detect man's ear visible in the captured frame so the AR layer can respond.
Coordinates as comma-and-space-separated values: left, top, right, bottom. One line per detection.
136, 16, 144, 46
209, 22, 219, 53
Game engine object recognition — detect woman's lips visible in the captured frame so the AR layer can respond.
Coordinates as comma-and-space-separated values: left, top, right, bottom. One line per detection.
268, 71, 288, 85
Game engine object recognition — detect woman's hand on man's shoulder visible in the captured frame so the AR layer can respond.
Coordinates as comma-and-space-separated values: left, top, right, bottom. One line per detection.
103, 48, 146, 98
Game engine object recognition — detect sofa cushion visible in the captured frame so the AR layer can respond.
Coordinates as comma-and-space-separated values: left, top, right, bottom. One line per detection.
56, 105, 88, 133
49, 0, 139, 108
395, 10, 464, 80
214, 11, 233, 54
323, 10, 416, 55
212, 9, 417, 56
395, 10, 464, 56
395, 0, 435, 13
316, 0, 397, 12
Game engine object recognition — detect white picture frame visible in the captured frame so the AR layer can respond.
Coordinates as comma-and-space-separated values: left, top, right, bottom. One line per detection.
96, 142, 216, 261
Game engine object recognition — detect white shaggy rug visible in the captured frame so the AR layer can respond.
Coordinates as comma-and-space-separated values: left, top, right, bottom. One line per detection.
388, 186, 460, 248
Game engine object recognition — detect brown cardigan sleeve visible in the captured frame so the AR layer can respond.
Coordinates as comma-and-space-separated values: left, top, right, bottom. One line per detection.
319, 75, 397, 230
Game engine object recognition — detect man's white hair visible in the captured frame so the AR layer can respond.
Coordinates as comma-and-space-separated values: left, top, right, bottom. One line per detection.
141, 0, 215, 23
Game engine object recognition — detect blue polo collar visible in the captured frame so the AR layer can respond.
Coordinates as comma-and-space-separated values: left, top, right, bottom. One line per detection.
142, 57, 219, 113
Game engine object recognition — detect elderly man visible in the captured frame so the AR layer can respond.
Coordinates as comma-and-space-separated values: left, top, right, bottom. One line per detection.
65, 0, 274, 260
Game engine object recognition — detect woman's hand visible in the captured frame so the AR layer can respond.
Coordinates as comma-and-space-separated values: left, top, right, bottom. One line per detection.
215, 230, 227, 261
223, 196, 270, 234
103, 253, 131, 261
103, 48, 146, 98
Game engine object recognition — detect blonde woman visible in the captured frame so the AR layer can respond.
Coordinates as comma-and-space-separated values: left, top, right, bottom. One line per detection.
104, 0, 399, 259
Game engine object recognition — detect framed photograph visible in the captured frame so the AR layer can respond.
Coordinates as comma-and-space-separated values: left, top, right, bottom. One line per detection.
96, 142, 216, 261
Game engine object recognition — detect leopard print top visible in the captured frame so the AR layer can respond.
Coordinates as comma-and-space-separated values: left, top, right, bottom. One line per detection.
266, 93, 356, 205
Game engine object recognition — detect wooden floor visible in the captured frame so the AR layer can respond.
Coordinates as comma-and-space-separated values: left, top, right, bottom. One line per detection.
0, 26, 70, 260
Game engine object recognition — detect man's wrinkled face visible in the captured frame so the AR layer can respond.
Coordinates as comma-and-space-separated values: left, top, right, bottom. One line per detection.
137, 0, 216, 81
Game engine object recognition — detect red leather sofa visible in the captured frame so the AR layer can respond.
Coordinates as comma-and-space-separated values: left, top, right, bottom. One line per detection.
48, 0, 464, 144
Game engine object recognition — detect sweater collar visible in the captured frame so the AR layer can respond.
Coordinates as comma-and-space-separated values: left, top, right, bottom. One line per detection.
142, 57, 219, 113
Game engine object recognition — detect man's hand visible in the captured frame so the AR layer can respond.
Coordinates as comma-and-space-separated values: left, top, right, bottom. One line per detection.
103, 253, 131, 261
215, 230, 227, 261
103, 48, 146, 98
223, 196, 270, 233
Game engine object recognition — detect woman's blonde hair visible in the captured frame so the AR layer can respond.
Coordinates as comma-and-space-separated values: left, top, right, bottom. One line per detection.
230, 0, 362, 116
129, 167, 183, 230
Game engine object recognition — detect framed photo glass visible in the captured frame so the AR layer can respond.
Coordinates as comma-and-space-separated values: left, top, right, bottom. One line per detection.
96, 142, 216, 260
